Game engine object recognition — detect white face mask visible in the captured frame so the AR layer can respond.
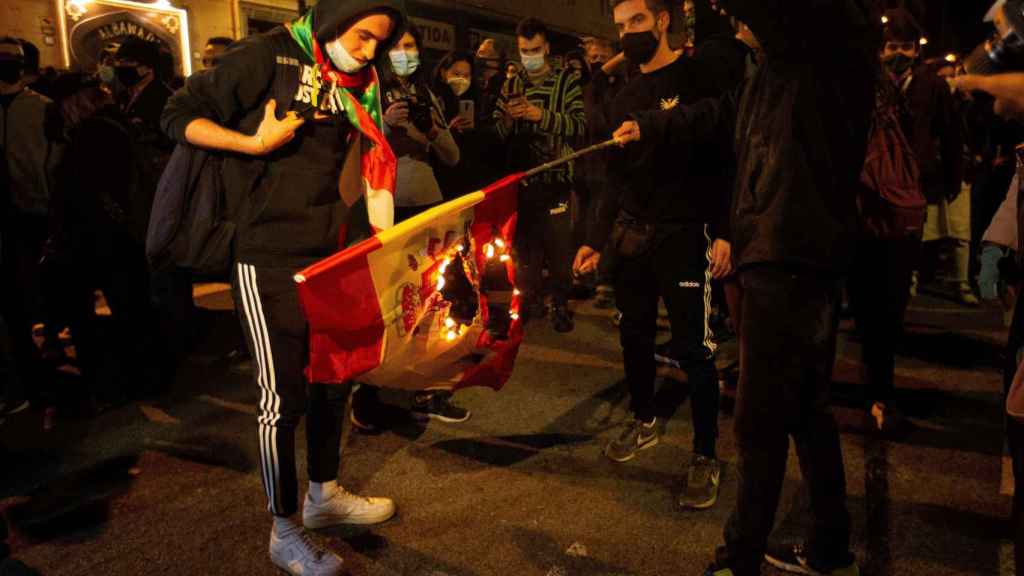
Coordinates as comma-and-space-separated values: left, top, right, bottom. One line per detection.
520, 52, 545, 74
447, 76, 471, 96
389, 49, 420, 77
325, 38, 367, 74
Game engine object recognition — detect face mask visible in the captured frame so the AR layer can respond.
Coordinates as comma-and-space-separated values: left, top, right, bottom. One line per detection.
115, 65, 142, 87
447, 76, 471, 96
520, 52, 546, 74
884, 53, 915, 76
389, 50, 420, 77
0, 61, 22, 85
97, 64, 116, 85
622, 29, 660, 65
325, 38, 367, 74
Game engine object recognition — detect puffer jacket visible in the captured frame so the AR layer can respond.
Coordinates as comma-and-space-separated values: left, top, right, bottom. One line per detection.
632, 0, 880, 274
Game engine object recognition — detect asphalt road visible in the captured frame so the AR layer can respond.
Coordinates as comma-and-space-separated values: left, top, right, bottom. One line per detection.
0, 283, 1015, 576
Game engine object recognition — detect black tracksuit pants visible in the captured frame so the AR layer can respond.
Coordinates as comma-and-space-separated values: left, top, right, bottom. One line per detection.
233, 261, 350, 518
516, 182, 574, 308
848, 235, 918, 409
614, 225, 718, 458
725, 265, 852, 576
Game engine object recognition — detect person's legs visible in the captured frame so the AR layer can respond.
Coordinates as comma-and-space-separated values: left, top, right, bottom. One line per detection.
234, 263, 308, 519
306, 382, 350, 484
604, 249, 661, 463
515, 204, 547, 318
615, 252, 661, 424
725, 266, 852, 574
543, 184, 573, 309
723, 267, 799, 576
655, 227, 718, 459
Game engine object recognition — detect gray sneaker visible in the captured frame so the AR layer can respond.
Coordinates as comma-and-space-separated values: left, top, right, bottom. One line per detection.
678, 454, 721, 510
269, 527, 344, 576
605, 418, 659, 462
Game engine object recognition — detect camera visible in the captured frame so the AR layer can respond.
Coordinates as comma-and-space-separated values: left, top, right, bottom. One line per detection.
965, 0, 1024, 75
403, 97, 435, 134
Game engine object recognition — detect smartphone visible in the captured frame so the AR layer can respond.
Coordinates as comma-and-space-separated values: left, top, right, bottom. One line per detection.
458, 99, 475, 129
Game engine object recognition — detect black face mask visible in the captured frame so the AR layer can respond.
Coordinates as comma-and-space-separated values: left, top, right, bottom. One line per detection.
621, 30, 660, 66
114, 65, 142, 87
0, 62, 22, 85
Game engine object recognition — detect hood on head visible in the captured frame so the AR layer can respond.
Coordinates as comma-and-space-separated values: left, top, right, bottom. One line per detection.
311, 0, 406, 60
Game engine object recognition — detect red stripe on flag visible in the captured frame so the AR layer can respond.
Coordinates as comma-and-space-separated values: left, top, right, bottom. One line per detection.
297, 236, 386, 384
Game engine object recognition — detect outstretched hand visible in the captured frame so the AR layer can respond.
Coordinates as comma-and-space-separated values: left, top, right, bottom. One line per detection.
573, 245, 601, 276
613, 121, 641, 146
252, 99, 304, 155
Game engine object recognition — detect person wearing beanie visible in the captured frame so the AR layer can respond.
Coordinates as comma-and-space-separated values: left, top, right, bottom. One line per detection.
881, 9, 972, 305
162, 2, 406, 574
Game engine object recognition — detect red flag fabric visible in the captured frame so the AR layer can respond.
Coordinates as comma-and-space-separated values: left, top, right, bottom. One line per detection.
294, 174, 524, 392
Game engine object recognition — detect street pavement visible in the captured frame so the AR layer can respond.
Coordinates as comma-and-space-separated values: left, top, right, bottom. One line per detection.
0, 283, 1016, 576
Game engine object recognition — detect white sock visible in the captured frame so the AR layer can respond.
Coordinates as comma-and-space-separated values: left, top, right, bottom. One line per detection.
308, 480, 338, 503
273, 516, 301, 539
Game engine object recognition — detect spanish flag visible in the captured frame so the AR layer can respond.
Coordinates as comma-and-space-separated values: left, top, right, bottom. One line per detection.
294, 175, 525, 392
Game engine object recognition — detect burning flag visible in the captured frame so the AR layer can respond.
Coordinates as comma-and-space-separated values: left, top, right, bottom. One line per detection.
294, 174, 524, 392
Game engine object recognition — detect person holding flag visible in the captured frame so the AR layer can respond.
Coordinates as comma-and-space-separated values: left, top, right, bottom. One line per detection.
161, 1, 405, 574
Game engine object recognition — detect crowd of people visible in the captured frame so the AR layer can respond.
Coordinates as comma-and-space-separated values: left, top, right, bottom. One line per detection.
3, 0, 1024, 574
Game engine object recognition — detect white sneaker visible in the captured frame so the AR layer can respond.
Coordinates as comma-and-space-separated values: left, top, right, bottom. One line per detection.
269, 527, 344, 576
303, 488, 396, 529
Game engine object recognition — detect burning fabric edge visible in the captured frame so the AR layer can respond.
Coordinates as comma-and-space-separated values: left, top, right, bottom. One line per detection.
295, 174, 525, 393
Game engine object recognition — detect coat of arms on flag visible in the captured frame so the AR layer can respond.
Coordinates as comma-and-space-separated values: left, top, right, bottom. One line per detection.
294, 174, 525, 392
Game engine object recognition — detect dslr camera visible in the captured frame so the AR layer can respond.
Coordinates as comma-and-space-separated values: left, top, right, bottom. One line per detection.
965, 0, 1024, 74
403, 96, 435, 134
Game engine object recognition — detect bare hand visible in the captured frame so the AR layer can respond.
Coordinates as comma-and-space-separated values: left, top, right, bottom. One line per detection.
384, 101, 409, 127
449, 115, 473, 132
613, 121, 641, 145
709, 239, 733, 279
601, 52, 628, 76
573, 246, 601, 276
252, 99, 304, 155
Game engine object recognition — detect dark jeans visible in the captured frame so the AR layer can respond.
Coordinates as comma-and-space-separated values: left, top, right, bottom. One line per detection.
848, 235, 918, 408
516, 182, 573, 307
615, 226, 718, 457
725, 265, 852, 576
0, 211, 48, 400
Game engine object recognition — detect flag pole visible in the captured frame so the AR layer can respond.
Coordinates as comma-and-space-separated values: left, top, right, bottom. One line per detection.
522, 138, 621, 179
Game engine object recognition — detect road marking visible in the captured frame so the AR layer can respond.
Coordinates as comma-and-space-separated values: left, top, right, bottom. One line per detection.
139, 404, 181, 425
198, 394, 257, 415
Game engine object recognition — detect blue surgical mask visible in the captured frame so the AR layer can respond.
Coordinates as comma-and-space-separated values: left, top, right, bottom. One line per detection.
325, 38, 367, 74
389, 49, 420, 77
520, 52, 545, 74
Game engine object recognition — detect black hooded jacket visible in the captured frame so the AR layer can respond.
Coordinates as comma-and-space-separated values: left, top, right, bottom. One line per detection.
631, 0, 879, 274
162, 0, 405, 267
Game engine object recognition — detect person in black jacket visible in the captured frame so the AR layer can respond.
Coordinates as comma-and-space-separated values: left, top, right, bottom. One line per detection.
608, 1, 879, 574
161, 2, 405, 574
574, 0, 742, 510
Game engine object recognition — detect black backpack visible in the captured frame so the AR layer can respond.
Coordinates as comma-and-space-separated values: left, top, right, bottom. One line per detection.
145, 145, 233, 275
145, 29, 298, 276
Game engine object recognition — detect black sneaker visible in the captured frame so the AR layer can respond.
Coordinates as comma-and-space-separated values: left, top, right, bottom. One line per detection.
350, 385, 382, 434
551, 305, 574, 333
764, 544, 860, 576
605, 418, 659, 462
412, 392, 471, 423
678, 454, 721, 510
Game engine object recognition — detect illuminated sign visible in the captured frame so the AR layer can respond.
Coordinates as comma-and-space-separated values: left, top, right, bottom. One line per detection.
409, 17, 455, 52
55, 0, 191, 76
